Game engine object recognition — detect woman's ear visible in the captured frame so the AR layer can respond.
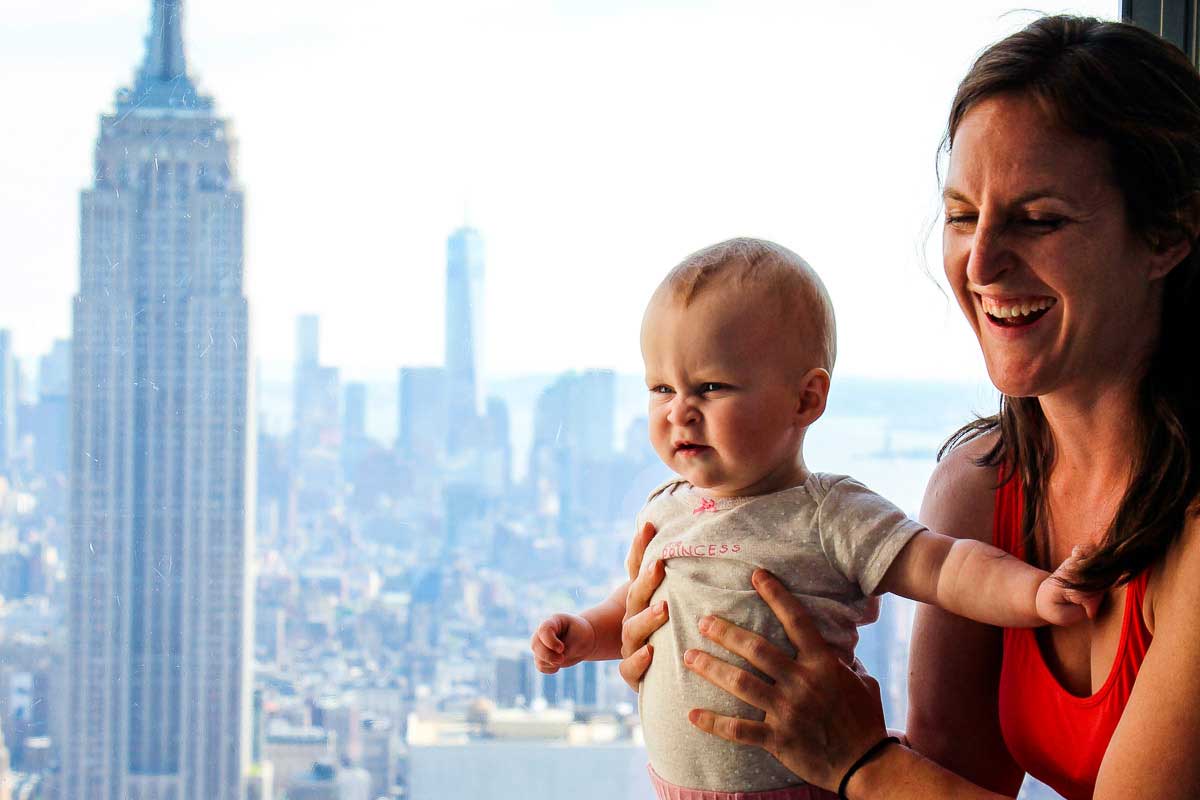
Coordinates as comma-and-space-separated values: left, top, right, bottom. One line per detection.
796, 368, 831, 427
1147, 194, 1200, 280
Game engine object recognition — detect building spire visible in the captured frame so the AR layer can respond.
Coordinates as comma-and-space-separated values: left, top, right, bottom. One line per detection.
140, 0, 188, 83
121, 0, 208, 111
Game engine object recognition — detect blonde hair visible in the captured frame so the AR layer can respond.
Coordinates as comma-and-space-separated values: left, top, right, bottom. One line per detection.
656, 237, 837, 372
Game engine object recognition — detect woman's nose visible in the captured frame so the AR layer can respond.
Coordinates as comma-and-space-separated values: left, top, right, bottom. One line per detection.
965, 217, 1011, 288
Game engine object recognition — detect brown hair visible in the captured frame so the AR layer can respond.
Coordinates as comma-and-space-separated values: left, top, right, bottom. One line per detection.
940, 15, 1200, 590
658, 237, 838, 372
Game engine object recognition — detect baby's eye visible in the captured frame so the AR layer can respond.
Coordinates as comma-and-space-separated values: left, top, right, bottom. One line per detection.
698, 382, 726, 393
649, 385, 674, 395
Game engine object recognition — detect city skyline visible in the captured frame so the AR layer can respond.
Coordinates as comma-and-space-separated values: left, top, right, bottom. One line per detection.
0, 1, 1116, 383
0, 4, 1107, 799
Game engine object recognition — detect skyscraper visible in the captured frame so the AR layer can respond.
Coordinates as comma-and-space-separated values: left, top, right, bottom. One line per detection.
64, 2, 253, 798
528, 370, 617, 527
37, 339, 71, 398
444, 226, 484, 453
341, 382, 369, 476
343, 382, 367, 443
397, 366, 448, 464
33, 339, 71, 477
0, 331, 16, 469
292, 315, 340, 456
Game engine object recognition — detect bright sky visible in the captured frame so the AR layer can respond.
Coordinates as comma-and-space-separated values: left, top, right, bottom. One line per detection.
0, 0, 1115, 384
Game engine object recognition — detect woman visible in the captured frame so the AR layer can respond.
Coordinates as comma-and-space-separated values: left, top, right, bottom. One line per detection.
617, 15, 1200, 800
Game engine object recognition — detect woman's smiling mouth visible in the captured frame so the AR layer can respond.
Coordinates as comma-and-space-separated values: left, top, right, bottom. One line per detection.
979, 295, 1057, 328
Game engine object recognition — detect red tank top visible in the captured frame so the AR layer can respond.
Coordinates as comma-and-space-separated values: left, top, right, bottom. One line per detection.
994, 474, 1152, 800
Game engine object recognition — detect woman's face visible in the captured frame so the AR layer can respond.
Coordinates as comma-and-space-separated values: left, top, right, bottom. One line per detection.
943, 92, 1178, 400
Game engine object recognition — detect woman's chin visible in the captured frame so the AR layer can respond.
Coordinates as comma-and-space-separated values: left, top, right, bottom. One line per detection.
985, 362, 1052, 400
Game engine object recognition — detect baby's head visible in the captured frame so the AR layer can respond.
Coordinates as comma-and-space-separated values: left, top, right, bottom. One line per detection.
641, 237, 836, 497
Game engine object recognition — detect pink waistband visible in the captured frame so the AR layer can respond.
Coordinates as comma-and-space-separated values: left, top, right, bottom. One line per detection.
647, 765, 839, 800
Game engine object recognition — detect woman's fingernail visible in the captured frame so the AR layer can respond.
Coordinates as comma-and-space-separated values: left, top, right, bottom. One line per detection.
684, 649, 697, 665
698, 615, 712, 634
751, 569, 764, 586
655, 601, 667, 615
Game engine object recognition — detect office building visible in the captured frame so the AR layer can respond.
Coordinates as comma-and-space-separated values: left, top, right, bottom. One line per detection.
62, 2, 253, 797
444, 227, 484, 453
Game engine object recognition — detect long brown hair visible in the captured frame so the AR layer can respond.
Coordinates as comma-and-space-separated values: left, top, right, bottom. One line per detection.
940, 15, 1200, 590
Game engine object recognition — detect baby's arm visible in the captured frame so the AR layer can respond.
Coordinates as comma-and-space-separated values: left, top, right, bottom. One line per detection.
876, 530, 1100, 627
531, 581, 628, 674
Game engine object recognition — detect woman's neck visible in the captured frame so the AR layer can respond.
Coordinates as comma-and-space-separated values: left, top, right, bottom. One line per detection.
1039, 377, 1140, 503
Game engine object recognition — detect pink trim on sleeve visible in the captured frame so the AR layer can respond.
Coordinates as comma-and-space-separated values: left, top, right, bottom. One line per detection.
647, 765, 839, 800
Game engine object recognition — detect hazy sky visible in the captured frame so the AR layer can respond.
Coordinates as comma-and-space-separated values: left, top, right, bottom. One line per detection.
1, 0, 1115, 384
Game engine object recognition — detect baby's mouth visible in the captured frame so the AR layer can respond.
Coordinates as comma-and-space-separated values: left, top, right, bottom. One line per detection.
675, 442, 710, 455
980, 296, 1056, 328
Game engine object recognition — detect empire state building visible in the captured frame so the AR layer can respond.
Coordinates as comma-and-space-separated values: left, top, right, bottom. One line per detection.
63, 2, 253, 798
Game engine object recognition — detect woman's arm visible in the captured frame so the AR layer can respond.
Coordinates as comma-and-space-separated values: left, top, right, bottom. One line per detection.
906, 435, 1025, 795
1092, 517, 1200, 798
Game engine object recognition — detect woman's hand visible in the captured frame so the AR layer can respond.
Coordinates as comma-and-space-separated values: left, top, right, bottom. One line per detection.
684, 569, 889, 792
618, 521, 669, 691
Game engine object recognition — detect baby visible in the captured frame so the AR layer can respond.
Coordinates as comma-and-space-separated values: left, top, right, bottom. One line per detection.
530, 238, 1093, 800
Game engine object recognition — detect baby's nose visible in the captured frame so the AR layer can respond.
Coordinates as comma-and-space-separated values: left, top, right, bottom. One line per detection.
666, 396, 700, 425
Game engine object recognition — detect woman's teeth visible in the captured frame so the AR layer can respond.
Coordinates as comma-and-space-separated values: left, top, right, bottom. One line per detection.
981, 296, 1056, 326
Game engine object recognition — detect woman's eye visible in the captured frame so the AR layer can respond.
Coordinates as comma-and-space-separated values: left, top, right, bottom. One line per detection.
1023, 217, 1064, 231
944, 213, 977, 229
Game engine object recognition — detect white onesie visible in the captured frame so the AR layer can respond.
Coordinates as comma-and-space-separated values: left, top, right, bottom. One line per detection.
636, 473, 923, 793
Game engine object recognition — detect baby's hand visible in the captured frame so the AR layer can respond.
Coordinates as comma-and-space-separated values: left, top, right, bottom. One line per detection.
531, 613, 597, 674
1035, 545, 1102, 626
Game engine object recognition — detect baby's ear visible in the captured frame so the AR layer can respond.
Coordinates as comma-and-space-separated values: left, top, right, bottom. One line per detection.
796, 367, 831, 426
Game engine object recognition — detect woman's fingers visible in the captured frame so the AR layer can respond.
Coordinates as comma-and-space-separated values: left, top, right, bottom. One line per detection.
683, 648, 776, 710
625, 557, 665, 616
626, 521, 658, 581
619, 643, 653, 691
697, 615, 795, 679
616, 523, 664, 693
687, 708, 772, 749
753, 569, 828, 663
621, 601, 669, 659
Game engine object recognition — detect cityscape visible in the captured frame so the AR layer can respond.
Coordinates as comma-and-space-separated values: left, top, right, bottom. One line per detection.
0, 2, 1068, 799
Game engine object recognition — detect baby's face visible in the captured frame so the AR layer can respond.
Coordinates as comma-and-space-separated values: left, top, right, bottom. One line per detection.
641, 289, 810, 497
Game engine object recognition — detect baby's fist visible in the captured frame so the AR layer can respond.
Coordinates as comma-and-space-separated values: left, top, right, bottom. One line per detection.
531, 613, 597, 674
1036, 544, 1102, 626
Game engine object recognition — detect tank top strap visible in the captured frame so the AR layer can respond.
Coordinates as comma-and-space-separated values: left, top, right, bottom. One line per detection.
993, 467, 1024, 557
1124, 567, 1153, 653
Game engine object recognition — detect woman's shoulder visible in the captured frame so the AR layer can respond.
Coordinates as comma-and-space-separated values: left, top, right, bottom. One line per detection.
919, 429, 1001, 544
1146, 509, 1200, 635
